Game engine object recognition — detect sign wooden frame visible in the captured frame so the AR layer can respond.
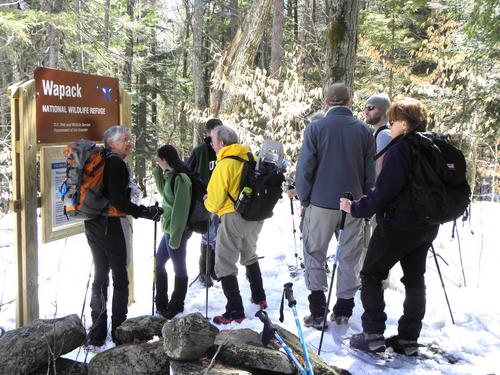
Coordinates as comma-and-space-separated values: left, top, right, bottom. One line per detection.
40, 146, 84, 243
8, 74, 133, 327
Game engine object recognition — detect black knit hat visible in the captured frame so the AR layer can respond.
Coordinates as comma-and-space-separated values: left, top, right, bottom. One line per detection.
205, 118, 223, 131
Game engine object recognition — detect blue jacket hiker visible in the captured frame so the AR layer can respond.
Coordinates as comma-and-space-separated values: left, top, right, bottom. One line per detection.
295, 83, 376, 330
153, 145, 193, 320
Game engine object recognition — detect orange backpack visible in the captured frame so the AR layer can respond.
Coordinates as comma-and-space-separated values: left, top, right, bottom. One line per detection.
58, 140, 110, 220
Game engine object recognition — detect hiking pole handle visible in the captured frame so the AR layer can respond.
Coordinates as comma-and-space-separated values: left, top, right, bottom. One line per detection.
339, 192, 353, 230
283, 282, 297, 307
290, 197, 295, 215
255, 309, 276, 331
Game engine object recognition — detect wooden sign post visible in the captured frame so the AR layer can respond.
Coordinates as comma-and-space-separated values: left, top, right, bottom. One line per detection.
8, 68, 133, 327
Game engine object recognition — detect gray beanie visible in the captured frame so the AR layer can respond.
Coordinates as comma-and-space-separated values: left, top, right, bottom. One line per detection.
366, 93, 391, 114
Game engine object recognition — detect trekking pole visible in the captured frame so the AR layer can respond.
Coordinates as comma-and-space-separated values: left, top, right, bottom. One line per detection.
431, 244, 455, 324
280, 283, 314, 375
80, 261, 93, 321
255, 310, 307, 375
317, 192, 353, 355
152, 202, 158, 316
290, 195, 300, 272
205, 217, 211, 319
452, 221, 466, 287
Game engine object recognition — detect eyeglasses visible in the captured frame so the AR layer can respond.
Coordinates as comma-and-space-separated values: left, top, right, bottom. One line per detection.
364, 105, 376, 112
120, 135, 135, 144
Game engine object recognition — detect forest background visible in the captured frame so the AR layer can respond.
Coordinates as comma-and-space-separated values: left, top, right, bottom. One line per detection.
0, 0, 498, 213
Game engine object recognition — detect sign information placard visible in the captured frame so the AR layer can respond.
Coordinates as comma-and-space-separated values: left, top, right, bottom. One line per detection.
34, 67, 119, 144
41, 146, 83, 243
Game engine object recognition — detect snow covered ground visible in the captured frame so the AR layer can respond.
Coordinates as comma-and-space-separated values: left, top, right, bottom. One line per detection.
0, 198, 499, 374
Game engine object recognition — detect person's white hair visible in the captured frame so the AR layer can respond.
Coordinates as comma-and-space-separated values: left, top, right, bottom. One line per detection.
214, 125, 238, 146
103, 125, 130, 147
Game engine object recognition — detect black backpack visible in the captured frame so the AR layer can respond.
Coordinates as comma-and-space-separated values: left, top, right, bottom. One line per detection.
171, 172, 210, 234
226, 153, 285, 221
393, 132, 471, 225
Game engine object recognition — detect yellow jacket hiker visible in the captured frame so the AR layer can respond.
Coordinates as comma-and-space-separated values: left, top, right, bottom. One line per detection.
204, 143, 252, 217
203, 125, 267, 326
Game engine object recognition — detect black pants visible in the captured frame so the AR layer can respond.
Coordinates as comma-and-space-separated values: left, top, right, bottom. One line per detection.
85, 216, 129, 339
360, 224, 439, 340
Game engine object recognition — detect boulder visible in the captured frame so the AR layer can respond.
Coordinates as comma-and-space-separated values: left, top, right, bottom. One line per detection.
29, 358, 88, 375
162, 312, 219, 361
0, 314, 86, 375
114, 315, 167, 344
214, 329, 261, 347
87, 341, 168, 375
275, 325, 350, 375
215, 329, 295, 374
170, 360, 253, 375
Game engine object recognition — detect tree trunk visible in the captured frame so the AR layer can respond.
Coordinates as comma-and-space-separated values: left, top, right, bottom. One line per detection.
179, 0, 190, 154
124, 0, 134, 92
0, 314, 85, 375
209, 0, 274, 116
230, 0, 239, 39
192, 0, 206, 146
42, 0, 64, 68
75, 0, 84, 71
388, 14, 395, 99
270, 0, 284, 78
134, 70, 147, 192
326, 0, 360, 91
300, 0, 314, 68
104, 0, 111, 49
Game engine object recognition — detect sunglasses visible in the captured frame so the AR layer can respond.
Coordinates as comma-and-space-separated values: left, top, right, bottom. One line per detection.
364, 105, 376, 112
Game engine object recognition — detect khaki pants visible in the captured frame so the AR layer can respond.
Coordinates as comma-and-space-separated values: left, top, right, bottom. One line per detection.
214, 212, 264, 278
302, 204, 365, 299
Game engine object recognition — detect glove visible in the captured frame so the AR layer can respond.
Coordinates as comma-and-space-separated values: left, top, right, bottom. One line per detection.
141, 205, 163, 221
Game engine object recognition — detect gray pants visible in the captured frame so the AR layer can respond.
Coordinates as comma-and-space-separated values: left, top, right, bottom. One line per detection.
215, 212, 264, 278
302, 204, 364, 299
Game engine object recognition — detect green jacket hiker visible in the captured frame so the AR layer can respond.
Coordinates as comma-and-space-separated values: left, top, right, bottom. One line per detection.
153, 166, 192, 249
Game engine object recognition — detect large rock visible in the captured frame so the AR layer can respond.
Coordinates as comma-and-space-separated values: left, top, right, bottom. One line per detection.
170, 360, 253, 375
29, 358, 88, 375
215, 329, 295, 374
87, 341, 168, 375
276, 325, 350, 375
162, 312, 219, 361
114, 315, 167, 344
0, 314, 86, 375
214, 329, 261, 347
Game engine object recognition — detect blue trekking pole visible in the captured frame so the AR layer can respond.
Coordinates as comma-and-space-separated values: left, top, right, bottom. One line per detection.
317, 192, 353, 355
256, 310, 307, 375
280, 282, 314, 375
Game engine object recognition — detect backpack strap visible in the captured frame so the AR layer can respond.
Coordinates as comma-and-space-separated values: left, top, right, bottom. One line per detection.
373, 124, 389, 140
224, 153, 254, 203
374, 134, 403, 161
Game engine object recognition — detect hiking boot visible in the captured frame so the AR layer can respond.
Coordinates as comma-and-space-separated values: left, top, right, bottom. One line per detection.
199, 272, 214, 287
246, 261, 266, 306
163, 276, 188, 319
385, 335, 419, 356
87, 337, 106, 347
331, 314, 349, 325
157, 309, 169, 319
251, 298, 268, 309
332, 297, 354, 319
199, 245, 214, 287
303, 314, 328, 331
220, 275, 245, 322
349, 332, 385, 353
213, 312, 245, 325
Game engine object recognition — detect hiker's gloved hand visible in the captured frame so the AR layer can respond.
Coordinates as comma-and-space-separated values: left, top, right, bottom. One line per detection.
141, 205, 163, 221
